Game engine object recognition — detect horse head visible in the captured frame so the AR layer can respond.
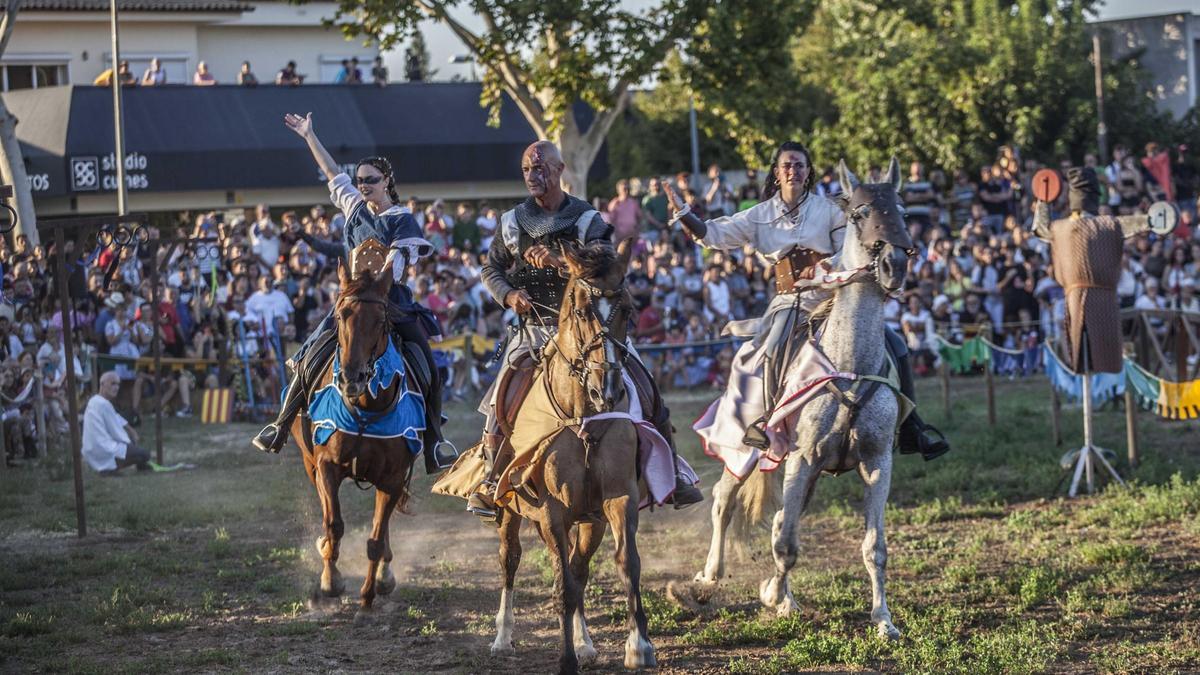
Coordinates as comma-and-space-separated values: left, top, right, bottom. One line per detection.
836, 157, 914, 294
557, 238, 635, 413
335, 261, 393, 400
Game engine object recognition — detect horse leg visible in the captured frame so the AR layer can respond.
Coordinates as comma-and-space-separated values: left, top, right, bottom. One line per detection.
695, 470, 743, 584
534, 514, 580, 675
604, 494, 656, 670
314, 460, 345, 597
491, 510, 522, 655
860, 450, 900, 640
374, 492, 397, 597
568, 522, 605, 665
360, 486, 402, 610
759, 457, 821, 616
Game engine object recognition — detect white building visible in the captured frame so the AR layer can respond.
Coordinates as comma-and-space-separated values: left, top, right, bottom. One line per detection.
1, 0, 378, 91
1090, 4, 1199, 120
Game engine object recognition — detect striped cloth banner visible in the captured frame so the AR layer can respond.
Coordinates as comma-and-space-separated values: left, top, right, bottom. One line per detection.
201, 387, 234, 424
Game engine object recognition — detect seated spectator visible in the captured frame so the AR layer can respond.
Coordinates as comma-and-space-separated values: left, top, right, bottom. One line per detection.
371, 56, 388, 86
276, 61, 304, 86
237, 61, 258, 86
193, 61, 216, 86
93, 60, 136, 87
82, 372, 150, 474
141, 58, 166, 86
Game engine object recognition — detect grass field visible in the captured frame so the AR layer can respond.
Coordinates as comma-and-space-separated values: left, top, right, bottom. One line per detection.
1, 376, 1198, 673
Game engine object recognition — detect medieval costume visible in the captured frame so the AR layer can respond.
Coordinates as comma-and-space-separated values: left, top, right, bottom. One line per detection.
253, 174, 456, 473
1034, 167, 1137, 374
676, 189, 949, 464
466, 194, 703, 517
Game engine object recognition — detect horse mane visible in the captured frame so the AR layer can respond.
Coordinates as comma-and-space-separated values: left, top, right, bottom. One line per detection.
340, 272, 385, 299
564, 243, 617, 280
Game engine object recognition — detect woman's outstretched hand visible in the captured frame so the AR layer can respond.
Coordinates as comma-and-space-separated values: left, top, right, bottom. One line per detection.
284, 112, 314, 139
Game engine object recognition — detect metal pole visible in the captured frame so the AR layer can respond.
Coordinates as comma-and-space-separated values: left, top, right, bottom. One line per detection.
688, 96, 701, 188
109, 0, 128, 216
1093, 32, 1109, 163
54, 227, 86, 537
149, 240, 163, 465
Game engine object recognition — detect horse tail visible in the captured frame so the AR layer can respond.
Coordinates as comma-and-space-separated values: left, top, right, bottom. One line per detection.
731, 467, 783, 544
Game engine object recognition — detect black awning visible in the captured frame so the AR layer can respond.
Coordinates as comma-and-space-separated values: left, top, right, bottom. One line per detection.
1, 83, 576, 199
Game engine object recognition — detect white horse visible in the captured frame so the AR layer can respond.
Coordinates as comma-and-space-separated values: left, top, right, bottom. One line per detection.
694, 158, 912, 640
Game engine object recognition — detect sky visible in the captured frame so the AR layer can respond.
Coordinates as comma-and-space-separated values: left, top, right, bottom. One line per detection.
382, 0, 1198, 83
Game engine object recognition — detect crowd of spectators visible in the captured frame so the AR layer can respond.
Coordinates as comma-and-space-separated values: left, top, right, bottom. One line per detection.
92, 57, 390, 87
4, 142, 1197, 466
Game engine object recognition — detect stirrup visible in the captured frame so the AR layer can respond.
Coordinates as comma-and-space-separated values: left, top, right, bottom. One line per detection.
466, 480, 500, 522
919, 426, 950, 461
252, 423, 285, 454
668, 476, 704, 509
741, 418, 770, 450
432, 440, 459, 469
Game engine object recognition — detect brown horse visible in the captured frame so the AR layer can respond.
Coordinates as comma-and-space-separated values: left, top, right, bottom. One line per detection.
290, 263, 417, 611
489, 240, 655, 674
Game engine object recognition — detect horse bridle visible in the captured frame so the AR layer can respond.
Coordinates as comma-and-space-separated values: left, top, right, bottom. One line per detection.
556, 276, 631, 407
846, 201, 916, 290
333, 294, 391, 388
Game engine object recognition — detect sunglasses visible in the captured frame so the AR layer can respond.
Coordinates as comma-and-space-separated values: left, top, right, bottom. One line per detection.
355, 175, 385, 185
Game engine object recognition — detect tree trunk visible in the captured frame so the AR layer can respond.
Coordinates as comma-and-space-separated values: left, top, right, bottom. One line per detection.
0, 0, 36, 247
550, 89, 630, 200
0, 100, 38, 247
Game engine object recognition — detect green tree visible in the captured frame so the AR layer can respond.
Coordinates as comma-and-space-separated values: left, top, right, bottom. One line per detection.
792, 0, 1156, 174
327, 0, 709, 196
403, 29, 437, 82
684, 0, 828, 166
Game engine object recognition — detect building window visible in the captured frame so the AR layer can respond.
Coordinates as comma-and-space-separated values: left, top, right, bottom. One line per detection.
1, 63, 67, 91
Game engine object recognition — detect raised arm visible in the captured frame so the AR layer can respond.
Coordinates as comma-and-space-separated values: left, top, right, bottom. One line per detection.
284, 113, 340, 182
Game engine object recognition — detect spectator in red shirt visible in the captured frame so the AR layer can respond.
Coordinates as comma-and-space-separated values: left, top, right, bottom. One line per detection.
1142, 142, 1174, 203
607, 179, 643, 243
634, 292, 667, 344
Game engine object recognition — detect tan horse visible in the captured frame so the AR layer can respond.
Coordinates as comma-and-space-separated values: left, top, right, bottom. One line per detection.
290, 264, 417, 611
489, 240, 655, 674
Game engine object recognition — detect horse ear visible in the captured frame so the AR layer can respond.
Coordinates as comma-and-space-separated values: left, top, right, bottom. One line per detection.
616, 237, 634, 273
884, 156, 902, 193
837, 159, 859, 194
337, 260, 349, 287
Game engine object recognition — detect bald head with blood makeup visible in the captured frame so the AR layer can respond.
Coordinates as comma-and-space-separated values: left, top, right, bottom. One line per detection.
521, 141, 566, 211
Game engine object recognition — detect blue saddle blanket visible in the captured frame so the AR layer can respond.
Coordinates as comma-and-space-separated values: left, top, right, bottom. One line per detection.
296, 338, 425, 453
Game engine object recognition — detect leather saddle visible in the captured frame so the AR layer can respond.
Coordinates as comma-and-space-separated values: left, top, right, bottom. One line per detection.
494, 350, 667, 435
297, 326, 435, 404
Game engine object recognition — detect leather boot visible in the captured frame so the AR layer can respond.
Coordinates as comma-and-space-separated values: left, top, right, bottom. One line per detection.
466, 432, 505, 521
252, 372, 305, 453
890, 330, 951, 461
653, 406, 703, 508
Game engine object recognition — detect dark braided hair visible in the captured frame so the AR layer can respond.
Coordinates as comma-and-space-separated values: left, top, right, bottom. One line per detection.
761, 141, 816, 202
355, 156, 401, 207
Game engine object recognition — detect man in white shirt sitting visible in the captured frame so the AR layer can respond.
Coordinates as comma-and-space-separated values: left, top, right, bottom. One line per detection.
82, 372, 150, 474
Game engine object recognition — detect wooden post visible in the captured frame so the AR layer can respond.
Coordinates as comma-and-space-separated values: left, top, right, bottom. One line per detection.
984, 329, 996, 428
1049, 374, 1062, 447
54, 226, 86, 538
939, 359, 951, 420
148, 239, 164, 465
33, 372, 46, 457
1124, 385, 1139, 470
1175, 314, 1189, 384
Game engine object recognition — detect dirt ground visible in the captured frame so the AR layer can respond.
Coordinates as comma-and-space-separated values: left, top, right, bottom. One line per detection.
3, 381, 1200, 673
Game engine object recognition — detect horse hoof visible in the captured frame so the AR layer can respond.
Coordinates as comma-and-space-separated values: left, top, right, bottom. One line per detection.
375, 569, 396, 596
319, 573, 345, 598
877, 621, 901, 641
575, 643, 598, 665
623, 635, 656, 670
490, 639, 515, 655
693, 571, 719, 585
353, 607, 375, 625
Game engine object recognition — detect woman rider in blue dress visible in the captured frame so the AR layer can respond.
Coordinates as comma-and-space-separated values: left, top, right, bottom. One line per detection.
252, 112, 457, 473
